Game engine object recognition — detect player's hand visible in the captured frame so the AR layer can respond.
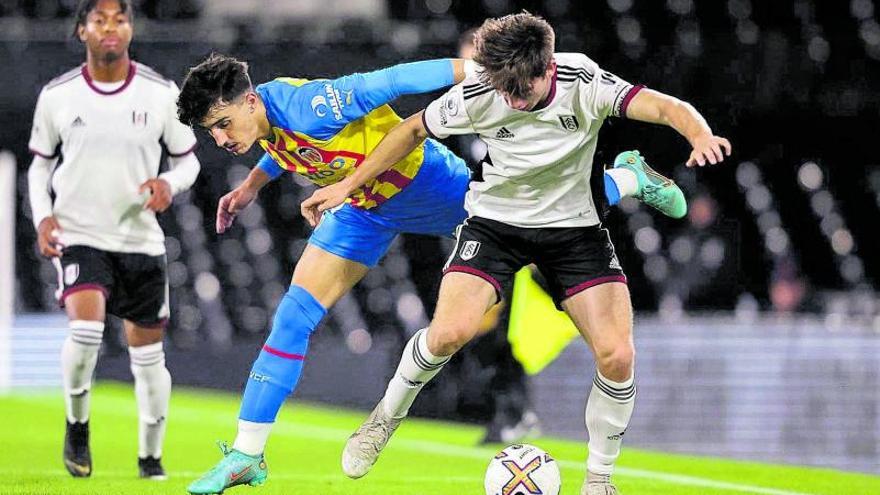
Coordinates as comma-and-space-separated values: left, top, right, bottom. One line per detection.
687, 134, 732, 167
216, 185, 258, 234
139, 178, 173, 212
36, 216, 64, 258
300, 182, 350, 228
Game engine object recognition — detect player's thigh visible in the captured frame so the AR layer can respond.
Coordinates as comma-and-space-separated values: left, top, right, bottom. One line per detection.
124, 320, 164, 347
113, 252, 169, 328
533, 225, 631, 356
430, 217, 527, 353
290, 243, 370, 309
54, 246, 112, 322
427, 272, 500, 354
64, 290, 106, 321
561, 281, 633, 354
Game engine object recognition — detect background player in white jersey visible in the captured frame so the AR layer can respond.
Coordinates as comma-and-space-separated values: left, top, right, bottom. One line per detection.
303, 11, 731, 495
27, 0, 200, 480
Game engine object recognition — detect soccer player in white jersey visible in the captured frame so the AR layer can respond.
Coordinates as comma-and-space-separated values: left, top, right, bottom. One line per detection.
303, 12, 731, 495
27, 0, 200, 480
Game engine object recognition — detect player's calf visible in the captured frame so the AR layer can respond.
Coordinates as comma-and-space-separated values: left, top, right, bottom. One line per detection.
129, 341, 171, 478
61, 319, 103, 478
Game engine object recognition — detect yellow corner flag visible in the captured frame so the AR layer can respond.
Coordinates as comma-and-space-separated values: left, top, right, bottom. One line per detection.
507, 268, 580, 375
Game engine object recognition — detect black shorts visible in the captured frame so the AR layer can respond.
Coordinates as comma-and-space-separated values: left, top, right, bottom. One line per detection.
443, 217, 626, 308
53, 245, 170, 327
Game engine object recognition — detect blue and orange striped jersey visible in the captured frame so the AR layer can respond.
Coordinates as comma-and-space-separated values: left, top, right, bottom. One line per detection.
255, 60, 455, 210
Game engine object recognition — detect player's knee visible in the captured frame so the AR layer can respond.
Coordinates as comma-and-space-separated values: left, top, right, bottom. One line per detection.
426, 323, 474, 356
266, 285, 327, 350
594, 343, 634, 381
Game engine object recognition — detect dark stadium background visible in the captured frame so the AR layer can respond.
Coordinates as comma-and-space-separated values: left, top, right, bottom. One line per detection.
3, 0, 879, 473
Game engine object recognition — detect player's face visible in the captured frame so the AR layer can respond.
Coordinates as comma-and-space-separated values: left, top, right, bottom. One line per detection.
202, 94, 262, 156
500, 61, 557, 111
78, 0, 132, 63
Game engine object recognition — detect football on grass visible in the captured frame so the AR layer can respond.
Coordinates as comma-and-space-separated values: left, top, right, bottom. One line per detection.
484, 444, 561, 495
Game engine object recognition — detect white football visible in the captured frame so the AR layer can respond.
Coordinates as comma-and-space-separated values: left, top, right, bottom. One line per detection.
484, 444, 561, 495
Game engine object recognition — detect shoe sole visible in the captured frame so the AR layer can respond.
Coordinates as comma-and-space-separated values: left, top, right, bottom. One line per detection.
63, 458, 91, 477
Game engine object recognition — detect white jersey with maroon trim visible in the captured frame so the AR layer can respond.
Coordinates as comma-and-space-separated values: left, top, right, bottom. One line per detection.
422, 52, 643, 228
28, 61, 197, 255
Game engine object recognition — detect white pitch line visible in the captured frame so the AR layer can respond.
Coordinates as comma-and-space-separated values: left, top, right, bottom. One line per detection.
0, 469, 476, 483
15, 394, 818, 495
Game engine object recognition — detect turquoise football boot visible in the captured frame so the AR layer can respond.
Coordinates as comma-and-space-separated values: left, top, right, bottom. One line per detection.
613, 150, 688, 219
187, 442, 268, 494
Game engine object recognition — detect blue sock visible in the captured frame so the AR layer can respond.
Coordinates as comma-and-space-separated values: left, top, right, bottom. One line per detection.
238, 285, 327, 423
604, 173, 621, 206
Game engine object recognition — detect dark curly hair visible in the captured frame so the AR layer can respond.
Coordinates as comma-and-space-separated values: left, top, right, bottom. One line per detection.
73, 0, 133, 37
473, 11, 555, 99
177, 53, 252, 128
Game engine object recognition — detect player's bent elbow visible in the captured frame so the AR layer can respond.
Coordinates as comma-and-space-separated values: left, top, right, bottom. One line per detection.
406, 111, 430, 141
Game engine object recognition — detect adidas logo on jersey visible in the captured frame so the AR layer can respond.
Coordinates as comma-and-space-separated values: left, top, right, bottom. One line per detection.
495, 126, 515, 140
71, 116, 85, 127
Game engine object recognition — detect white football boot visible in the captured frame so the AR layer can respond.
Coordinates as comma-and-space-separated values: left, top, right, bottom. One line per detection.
341, 400, 403, 479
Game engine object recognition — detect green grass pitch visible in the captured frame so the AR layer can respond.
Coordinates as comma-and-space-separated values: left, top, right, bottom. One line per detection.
1, 382, 877, 495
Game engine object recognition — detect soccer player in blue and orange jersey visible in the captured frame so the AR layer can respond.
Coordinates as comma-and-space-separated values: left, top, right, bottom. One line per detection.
176, 53, 684, 493
178, 54, 477, 494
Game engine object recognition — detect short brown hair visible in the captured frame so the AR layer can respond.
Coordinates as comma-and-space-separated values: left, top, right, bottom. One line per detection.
178, 53, 252, 127
473, 12, 555, 99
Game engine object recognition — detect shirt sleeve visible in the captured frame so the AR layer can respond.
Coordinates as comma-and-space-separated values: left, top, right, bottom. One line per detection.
27, 154, 56, 227
335, 59, 455, 121
162, 83, 198, 156
256, 152, 285, 180
28, 89, 60, 158
159, 152, 201, 196
421, 85, 475, 139
280, 59, 457, 140
582, 65, 642, 119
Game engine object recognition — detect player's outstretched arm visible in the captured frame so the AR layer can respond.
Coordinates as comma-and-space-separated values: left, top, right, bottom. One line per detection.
335, 59, 470, 122
625, 89, 732, 167
300, 111, 429, 227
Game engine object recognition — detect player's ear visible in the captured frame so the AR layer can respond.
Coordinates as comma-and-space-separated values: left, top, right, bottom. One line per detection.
77, 23, 87, 43
244, 91, 258, 109
546, 59, 556, 77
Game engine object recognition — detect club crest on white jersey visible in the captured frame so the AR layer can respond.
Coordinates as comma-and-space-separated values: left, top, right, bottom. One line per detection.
64, 263, 80, 285
460, 240, 481, 261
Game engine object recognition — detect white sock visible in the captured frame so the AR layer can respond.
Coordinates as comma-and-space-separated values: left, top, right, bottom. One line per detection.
605, 168, 639, 198
62, 320, 104, 423
586, 370, 636, 477
382, 328, 450, 419
233, 420, 273, 456
130, 342, 171, 459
